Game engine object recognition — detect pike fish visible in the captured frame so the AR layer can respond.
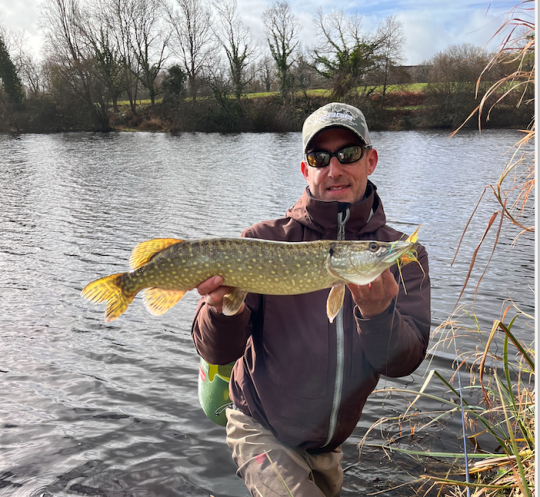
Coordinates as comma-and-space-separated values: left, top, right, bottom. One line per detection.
82, 233, 419, 323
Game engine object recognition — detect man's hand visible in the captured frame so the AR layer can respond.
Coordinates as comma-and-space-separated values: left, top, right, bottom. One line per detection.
196, 276, 246, 315
347, 268, 398, 319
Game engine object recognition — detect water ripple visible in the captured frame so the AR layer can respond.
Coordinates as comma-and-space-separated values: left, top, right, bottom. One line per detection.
0, 129, 534, 496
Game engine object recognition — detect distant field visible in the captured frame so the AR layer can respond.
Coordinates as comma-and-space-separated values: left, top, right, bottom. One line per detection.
384, 105, 428, 111
116, 83, 429, 107
117, 99, 162, 106
249, 84, 428, 98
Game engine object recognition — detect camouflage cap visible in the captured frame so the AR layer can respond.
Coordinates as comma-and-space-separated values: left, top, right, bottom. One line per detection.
302, 103, 372, 153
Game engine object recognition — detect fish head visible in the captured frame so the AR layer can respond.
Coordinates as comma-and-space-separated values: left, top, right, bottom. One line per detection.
329, 240, 416, 286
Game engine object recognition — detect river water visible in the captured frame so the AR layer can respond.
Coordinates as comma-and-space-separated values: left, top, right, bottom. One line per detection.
0, 129, 534, 496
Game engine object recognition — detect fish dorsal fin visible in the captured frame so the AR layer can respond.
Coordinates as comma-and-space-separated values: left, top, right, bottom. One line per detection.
327, 282, 345, 323
129, 238, 183, 270
143, 287, 186, 316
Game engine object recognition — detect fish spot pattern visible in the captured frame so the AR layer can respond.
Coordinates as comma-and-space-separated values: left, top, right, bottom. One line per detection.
119, 238, 405, 298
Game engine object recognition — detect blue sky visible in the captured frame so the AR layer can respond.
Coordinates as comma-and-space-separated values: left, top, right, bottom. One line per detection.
0, 0, 531, 64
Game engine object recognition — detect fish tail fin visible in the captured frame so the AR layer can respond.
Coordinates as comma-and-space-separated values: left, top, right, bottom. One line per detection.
129, 238, 183, 270
82, 273, 135, 322
143, 288, 187, 316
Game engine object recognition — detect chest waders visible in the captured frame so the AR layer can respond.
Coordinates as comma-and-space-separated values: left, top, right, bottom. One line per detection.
198, 358, 235, 426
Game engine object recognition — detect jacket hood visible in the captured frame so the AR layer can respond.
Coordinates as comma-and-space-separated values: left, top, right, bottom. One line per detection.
286, 180, 387, 239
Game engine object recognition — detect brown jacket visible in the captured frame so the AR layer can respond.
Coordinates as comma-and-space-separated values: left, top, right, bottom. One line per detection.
192, 182, 431, 452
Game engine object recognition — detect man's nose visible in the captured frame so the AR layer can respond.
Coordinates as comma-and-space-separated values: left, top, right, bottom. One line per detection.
327, 157, 343, 177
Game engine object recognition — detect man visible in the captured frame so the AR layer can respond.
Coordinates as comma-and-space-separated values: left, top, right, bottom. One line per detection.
192, 103, 431, 496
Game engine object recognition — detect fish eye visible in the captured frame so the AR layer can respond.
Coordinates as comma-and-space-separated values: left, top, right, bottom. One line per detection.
368, 242, 379, 252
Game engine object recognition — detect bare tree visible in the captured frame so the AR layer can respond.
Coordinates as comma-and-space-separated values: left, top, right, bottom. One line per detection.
262, 0, 300, 100
425, 44, 494, 127
374, 15, 405, 106
311, 9, 379, 100
129, 0, 169, 108
255, 54, 275, 92
42, 0, 112, 130
76, 0, 125, 112
19, 55, 45, 98
213, 0, 255, 99
106, 0, 141, 115
165, 0, 218, 103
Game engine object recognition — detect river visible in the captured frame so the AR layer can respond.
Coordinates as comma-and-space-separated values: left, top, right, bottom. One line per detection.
0, 129, 534, 496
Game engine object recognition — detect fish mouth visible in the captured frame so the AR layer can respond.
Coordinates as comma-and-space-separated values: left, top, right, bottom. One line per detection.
380, 241, 417, 265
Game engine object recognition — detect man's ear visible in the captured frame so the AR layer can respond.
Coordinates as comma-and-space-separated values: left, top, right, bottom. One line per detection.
301, 160, 309, 180
367, 149, 378, 175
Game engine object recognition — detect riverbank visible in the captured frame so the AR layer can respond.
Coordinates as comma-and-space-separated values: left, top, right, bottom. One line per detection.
110, 90, 530, 134
1, 86, 533, 134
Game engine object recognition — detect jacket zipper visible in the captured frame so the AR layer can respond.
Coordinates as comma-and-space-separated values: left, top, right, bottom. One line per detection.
323, 207, 350, 447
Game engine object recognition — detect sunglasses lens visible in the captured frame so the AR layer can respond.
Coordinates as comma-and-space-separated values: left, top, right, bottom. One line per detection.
307, 151, 330, 168
306, 145, 365, 167
338, 146, 363, 163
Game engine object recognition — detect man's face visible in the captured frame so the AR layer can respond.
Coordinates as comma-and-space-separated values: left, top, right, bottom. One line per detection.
301, 128, 378, 204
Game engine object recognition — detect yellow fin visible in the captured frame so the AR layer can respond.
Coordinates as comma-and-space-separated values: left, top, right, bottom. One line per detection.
327, 282, 345, 323
405, 225, 421, 244
143, 287, 186, 316
223, 288, 248, 316
82, 273, 135, 322
129, 238, 183, 270
398, 225, 422, 267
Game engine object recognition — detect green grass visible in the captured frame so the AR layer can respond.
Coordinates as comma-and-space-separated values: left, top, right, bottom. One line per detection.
384, 105, 427, 111
379, 83, 428, 93
114, 83, 429, 107
116, 98, 162, 106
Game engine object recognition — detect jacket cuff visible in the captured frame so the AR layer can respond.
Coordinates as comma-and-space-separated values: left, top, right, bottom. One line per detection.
354, 299, 396, 323
205, 302, 251, 326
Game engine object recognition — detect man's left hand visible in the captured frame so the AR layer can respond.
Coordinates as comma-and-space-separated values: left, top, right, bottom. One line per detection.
347, 268, 398, 319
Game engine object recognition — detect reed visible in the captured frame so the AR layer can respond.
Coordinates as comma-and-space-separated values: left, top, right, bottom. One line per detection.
359, 2, 535, 495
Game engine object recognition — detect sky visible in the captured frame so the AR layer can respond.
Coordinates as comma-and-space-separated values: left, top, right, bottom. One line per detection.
0, 0, 529, 65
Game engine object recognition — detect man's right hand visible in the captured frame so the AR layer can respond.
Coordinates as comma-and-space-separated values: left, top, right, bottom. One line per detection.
196, 276, 246, 315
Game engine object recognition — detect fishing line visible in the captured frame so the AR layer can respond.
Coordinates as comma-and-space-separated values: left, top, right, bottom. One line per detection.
453, 339, 471, 497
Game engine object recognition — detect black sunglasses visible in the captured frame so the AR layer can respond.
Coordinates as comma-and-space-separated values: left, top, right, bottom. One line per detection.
305, 145, 372, 168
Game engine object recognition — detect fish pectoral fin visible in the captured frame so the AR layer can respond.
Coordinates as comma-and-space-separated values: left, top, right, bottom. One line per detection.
82, 273, 134, 322
327, 282, 345, 323
222, 288, 248, 316
129, 238, 183, 270
143, 287, 186, 316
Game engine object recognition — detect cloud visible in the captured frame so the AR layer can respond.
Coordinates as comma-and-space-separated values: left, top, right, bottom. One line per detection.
0, 0, 41, 35
237, 0, 519, 64
395, 6, 512, 64
0, 0, 43, 56
0, 0, 525, 66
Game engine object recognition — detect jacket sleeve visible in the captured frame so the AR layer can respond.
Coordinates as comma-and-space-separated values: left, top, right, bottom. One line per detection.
191, 299, 253, 365
190, 229, 260, 365
355, 245, 431, 377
